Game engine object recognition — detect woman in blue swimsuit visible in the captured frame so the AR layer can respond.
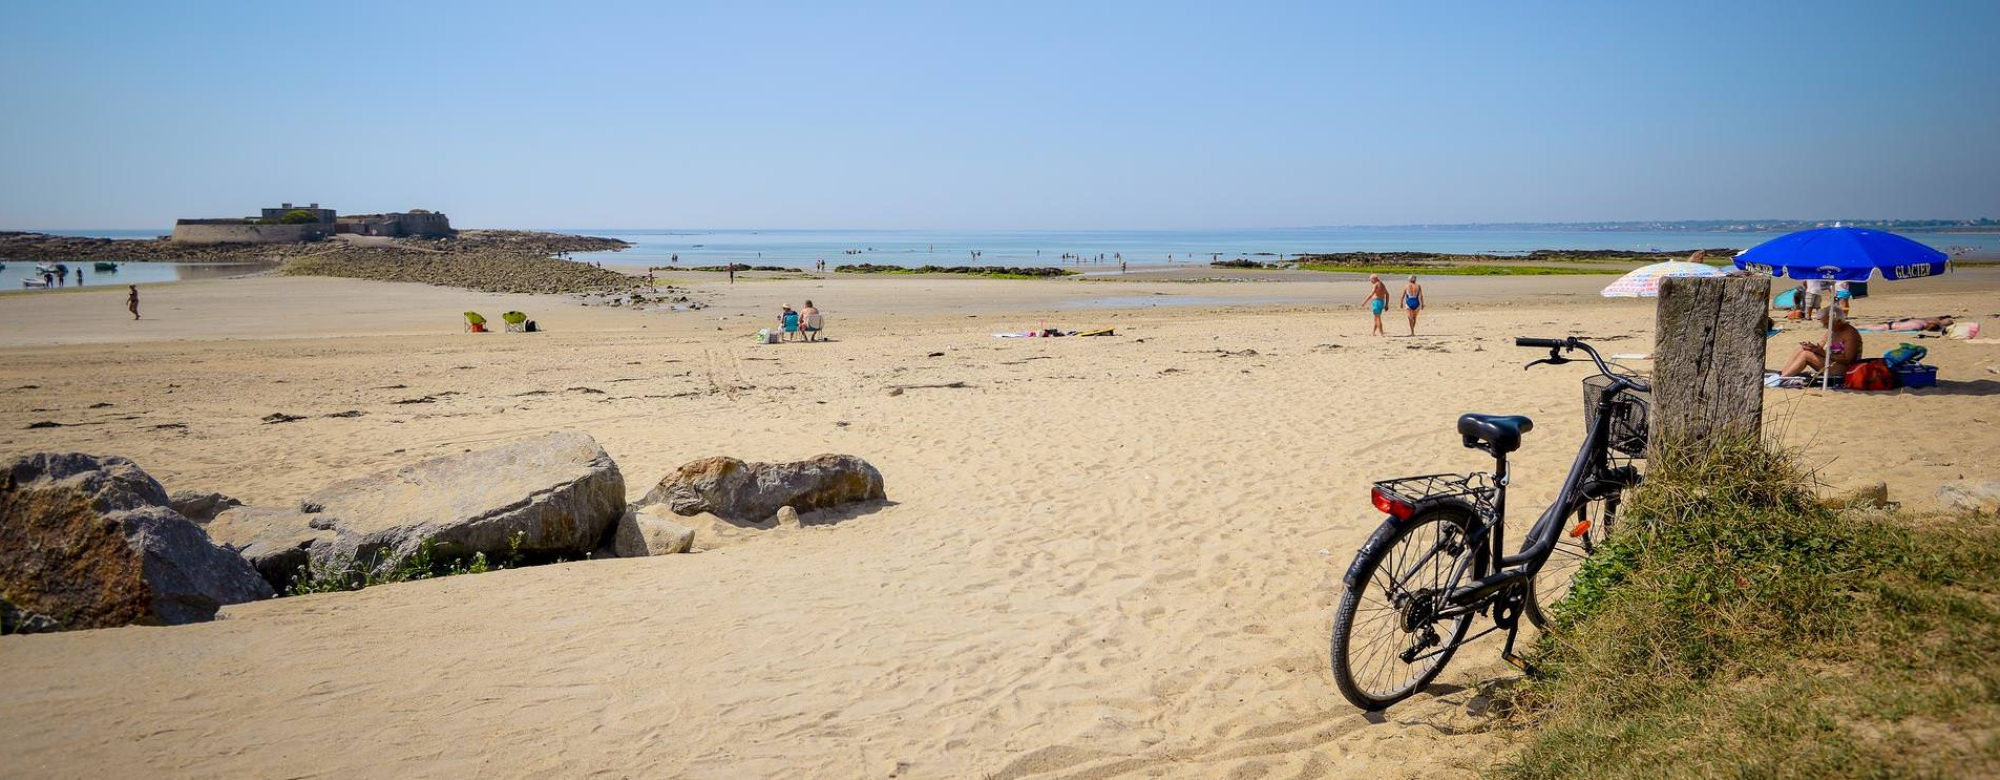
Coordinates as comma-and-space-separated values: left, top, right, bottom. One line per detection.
1401, 276, 1425, 336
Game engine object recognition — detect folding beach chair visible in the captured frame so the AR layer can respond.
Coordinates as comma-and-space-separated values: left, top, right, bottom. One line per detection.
502, 311, 528, 333
464, 311, 488, 333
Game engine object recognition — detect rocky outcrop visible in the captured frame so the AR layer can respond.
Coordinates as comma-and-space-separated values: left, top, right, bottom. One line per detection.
637, 454, 885, 523
610, 506, 696, 557
0, 453, 273, 631
169, 490, 242, 523
206, 431, 625, 589
1938, 480, 2000, 514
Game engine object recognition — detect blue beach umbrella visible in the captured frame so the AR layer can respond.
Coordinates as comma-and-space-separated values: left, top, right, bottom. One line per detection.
1733, 225, 1949, 281
1734, 226, 1950, 389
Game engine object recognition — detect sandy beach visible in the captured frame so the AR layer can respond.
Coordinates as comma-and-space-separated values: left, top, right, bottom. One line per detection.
2, 268, 1997, 778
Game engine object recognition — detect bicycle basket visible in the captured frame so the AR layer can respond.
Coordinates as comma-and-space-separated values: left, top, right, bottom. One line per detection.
1583, 374, 1650, 457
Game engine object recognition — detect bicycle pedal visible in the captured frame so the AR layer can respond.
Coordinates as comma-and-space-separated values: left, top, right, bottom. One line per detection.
1503, 653, 1538, 675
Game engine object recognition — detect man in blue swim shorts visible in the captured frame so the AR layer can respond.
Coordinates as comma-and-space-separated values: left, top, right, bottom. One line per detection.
1362, 274, 1389, 336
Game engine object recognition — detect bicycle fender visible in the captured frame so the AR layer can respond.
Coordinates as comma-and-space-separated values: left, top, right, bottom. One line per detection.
1342, 498, 1480, 591
1342, 518, 1401, 590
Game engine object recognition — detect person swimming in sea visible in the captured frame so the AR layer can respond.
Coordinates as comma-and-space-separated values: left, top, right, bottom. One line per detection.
1362, 274, 1389, 336
1400, 275, 1424, 336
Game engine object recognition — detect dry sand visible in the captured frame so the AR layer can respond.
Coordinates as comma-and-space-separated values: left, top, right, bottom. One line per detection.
2, 268, 1996, 778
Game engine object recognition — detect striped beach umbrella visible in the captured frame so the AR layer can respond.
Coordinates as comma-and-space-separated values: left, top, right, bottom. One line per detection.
1599, 261, 1724, 298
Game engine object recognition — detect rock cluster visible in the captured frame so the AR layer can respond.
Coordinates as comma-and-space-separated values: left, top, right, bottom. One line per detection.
1, 453, 273, 632
3, 438, 888, 633
281, 247, 646, 295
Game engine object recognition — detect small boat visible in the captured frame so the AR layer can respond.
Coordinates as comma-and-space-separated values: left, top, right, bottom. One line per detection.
94, 262, 119, 272
35, 263, 61, 275
21, 277, 51, 289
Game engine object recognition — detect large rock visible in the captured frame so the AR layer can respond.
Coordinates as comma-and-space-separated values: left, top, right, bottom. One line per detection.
609, 505, 696, 557
206, 431, 624, 590
638, 454, 885, 522
1938, 480, 2000, 514
0, 453, 274, 630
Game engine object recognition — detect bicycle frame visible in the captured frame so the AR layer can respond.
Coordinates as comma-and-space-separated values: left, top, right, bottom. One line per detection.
1364, 339, 1645, 626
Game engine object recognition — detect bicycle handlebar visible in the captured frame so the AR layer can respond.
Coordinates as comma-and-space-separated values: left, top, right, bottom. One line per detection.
1515, 335, 1649, 390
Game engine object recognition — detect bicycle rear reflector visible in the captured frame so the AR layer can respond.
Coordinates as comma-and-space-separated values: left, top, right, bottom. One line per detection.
1569, 519, 1593, 538
1371, 487, 1416, 520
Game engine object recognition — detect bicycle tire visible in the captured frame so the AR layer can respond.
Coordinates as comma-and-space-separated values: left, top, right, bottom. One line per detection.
1331, 505, 1477, 711
1525, 493, 1619, 629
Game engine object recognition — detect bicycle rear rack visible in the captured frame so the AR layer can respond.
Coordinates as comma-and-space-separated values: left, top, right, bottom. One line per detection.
1371, 472, 1498, 516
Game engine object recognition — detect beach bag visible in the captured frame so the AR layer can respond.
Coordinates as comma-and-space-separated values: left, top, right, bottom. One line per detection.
525, 320, 539, 333
1882, 343, 1926, 369
1843, 359, 1898, 391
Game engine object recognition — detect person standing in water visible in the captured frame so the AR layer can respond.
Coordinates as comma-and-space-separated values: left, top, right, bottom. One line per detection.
1400, 275, 1425, 336
127, 285, 140, 320
1362, 274, 1389, 336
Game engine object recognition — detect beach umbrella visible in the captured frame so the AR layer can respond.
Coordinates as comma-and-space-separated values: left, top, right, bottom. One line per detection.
1733, 226, 1950, 388
1600, 261, 1724, 298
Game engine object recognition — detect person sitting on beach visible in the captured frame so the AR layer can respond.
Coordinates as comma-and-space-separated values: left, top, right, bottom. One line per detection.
1362, 274, 1389, 336
1400, 275, 1424, 336
1779, 308, 1862, 380
800, 300, 824, 342
780, 305, 801, 342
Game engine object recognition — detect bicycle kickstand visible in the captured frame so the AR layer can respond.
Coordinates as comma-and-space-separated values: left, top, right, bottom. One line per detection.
1500, 622, 1539, 676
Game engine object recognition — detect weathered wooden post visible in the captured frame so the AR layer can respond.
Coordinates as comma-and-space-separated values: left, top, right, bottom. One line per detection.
1651, 275, 1771, 452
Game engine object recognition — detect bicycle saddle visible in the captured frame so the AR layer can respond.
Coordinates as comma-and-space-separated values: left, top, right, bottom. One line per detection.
1458, 414, 1534, 455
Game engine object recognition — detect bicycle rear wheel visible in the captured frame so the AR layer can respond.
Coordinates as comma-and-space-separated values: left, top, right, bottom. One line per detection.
1525, 494, 1618, 628
1330, 505, 1476, 711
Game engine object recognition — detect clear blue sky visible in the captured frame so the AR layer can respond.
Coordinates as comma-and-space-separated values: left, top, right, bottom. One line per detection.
3, 1, 1996, 229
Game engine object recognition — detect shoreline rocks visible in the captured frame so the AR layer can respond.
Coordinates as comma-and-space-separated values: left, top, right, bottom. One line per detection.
1, 453, 273, 632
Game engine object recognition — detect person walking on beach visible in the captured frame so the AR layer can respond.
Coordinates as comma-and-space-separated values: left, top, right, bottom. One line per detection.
801, 300, 823, 342
1362, 274, 1389, 336
1400, 275, 1425, 336
76, 267, 84, 286
728, 263, 737, 284
127, 285, 140, 320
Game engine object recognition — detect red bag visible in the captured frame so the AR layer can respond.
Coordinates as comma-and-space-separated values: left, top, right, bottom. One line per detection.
1843, 359, 1898, 391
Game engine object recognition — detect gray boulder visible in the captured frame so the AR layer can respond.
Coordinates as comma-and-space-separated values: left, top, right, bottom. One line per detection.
610, 505, 696, 557
637, 454, 885, 523
206, 431, 625, 590
1938, 480, 2000, 514
169, 490, 242, 523
0, 453, 274, 631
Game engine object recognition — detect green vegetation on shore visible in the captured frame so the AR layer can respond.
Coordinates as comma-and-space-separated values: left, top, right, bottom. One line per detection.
835, 263, 1076, 279
287, 533, 528, 595
1298, 263, 1623, 276
1493, 437, 2000, 779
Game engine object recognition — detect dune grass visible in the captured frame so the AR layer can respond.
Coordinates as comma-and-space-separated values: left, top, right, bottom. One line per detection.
1491, 437, 2000, 779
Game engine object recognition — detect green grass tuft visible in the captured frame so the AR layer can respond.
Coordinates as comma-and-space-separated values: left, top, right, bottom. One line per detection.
1492, 436, 2000, 779
287, 532, 528, 595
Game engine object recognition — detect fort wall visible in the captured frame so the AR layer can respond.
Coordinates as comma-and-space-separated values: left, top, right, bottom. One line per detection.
169, 222, 331, 244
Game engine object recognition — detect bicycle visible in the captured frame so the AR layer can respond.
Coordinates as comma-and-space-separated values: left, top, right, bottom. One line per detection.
1329, 336, 1650, 711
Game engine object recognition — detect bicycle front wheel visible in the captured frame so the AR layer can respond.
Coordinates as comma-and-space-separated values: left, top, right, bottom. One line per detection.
1525, 495, 1618, 628
1330, 505, 1476, 711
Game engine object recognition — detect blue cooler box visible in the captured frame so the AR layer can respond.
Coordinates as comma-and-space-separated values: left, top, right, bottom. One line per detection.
1895, 364, 1937, 388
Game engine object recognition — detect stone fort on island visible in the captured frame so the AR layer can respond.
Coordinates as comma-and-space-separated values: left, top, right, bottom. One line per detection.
171, 203, 455, 244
